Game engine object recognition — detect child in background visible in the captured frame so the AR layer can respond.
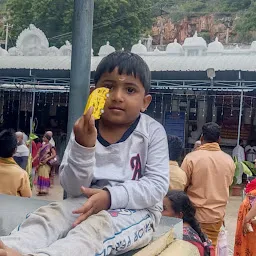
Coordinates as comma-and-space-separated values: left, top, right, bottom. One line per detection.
162, 190, 214, 256
0, 51, 169, 256
0, 130, 32, 198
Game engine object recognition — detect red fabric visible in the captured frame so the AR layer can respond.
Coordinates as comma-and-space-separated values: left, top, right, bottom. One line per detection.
183, 226, 215, 256
189, 241, 204, 256
32, 142, 42, 168
32, 141, 37, 158
245, 179, 256, 194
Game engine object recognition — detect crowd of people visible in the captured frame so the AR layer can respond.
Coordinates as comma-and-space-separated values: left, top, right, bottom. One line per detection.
164, 123, 235, 255
0, 129, 58, 197
0, 51, 255, 256
232, 139, 256, 185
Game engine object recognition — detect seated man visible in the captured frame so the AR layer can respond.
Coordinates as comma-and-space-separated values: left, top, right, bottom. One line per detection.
168, 135, 187, 191
0, 130, 32, 197
13, 131, 29, 170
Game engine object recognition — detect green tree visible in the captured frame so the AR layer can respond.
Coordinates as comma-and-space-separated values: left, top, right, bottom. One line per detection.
6, 0, 74, 47
222, 0, 251, 12
6, 0, 153, 53
235, 2, 256, 43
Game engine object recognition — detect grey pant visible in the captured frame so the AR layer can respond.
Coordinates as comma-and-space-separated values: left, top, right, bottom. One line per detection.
1, 197, 154, 256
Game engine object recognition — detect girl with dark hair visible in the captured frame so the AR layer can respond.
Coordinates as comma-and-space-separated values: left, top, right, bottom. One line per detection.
162, 190, 215, 256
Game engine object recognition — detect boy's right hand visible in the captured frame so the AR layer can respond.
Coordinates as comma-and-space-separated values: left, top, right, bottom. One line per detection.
74, 107, 97, 148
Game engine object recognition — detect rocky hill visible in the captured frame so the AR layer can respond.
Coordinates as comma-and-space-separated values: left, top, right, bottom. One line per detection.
152, 14, 235, 45
151, 0, 255, 45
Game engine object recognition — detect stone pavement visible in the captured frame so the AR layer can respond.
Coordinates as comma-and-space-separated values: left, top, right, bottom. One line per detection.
32, 175, 64, 201
32, 175, 242, 256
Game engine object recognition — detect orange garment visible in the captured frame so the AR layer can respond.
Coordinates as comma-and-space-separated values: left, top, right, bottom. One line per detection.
234, 189, 256, 256
181, 143, 235, 224
0, 157, 32, 197
169, 161, 187, 191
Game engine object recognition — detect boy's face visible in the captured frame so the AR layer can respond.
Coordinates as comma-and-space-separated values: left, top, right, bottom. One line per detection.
95, 68, 152, 126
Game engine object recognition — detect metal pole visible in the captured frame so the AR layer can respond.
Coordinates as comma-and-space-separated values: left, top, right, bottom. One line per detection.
29, 88, 36, 152
237, 87, 244, 146
67, 0, 94, 139
4, 23, 9, 51
17, 88, 22, 130
30, 88, 36, 134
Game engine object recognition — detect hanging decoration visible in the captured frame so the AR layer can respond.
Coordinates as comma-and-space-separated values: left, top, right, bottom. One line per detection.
11, 91, 15, 114
0, 90, 4, 124
169, 94, 173, 113
213, 96, 216, 117
194, 95, 197, 117
153, 94, 157, 116
29, 92, 33, 105
24, 90, 27, 124
58, 92, 61, 107
185, 94, 189, 116
202, 95, 206, 118
230, 95, 234, 117
44, 92, 47, 106
160, 94, 164, 115
221, 96, 225, 116
177, 95, 181, 116
249, 97, 253, 118
65, 91, 69, 107
37, 92, 41, 106
51, 93, 55, 106
7, 90, 11, 115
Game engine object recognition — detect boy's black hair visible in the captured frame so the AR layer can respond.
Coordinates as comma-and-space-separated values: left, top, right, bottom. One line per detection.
94, 51, 151, 94
0, 130, 17, 158
168, 135, 183, 161
202, 122, 220, 143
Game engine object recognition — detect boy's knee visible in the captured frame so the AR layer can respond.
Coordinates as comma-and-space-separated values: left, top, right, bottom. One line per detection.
70, 211, 113, 238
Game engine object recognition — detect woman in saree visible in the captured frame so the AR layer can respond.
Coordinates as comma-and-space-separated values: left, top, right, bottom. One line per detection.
33, 134, 56, 195
234, 178, 256, 255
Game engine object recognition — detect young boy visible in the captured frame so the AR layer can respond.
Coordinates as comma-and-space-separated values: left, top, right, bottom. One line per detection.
0, 130, 32, 198
0, 52, 169, 256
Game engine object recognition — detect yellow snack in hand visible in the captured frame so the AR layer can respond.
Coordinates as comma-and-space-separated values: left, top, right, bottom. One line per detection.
84, 87, 110, 120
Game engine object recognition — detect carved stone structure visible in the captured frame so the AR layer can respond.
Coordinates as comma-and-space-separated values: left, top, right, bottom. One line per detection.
47, 46, 60, 56
183, 31, 207, 56
98, 41, 115, 57
7, 25, 74, 57
131, 40, 147, 55
166, 39, 183, 55
15, 24, 49, 56
59, 41, 72, 56
250, 41, 256, 55
3, 23, 256, 58
207, 37, 224, 55
146, 35, 153, 51
0, 46, 9, 56
8, 47, 22, 56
